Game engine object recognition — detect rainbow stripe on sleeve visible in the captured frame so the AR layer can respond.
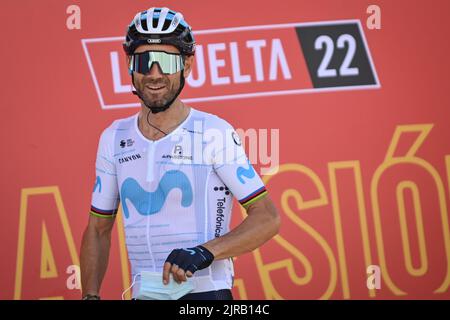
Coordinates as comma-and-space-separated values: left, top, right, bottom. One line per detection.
89, 205, 118, 218
239, 186, 268, 209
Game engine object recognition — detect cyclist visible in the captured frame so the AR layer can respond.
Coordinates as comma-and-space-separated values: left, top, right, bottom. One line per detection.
80, 7, 280, 300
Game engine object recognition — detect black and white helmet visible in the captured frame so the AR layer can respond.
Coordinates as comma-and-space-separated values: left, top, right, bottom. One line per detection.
123, 7, 195, 56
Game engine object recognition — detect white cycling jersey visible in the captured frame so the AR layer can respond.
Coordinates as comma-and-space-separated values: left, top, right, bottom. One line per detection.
90, 107, 268, 297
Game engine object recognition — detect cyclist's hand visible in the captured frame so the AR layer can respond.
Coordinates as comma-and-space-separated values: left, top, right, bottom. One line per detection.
163, 246, 214, 284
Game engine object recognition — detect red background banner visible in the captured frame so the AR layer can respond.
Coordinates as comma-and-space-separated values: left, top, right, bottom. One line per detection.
1, 0, 449, 299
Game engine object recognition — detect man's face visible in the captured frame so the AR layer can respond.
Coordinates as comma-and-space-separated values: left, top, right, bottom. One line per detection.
131, 44, 194, 110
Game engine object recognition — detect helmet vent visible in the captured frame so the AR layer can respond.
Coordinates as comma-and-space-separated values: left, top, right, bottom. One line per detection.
162, 18, 172, 31
152, 17, 159, 29
140, 13, 148, 31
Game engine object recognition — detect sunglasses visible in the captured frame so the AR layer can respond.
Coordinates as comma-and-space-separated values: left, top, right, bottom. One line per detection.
128, 50, 185, 75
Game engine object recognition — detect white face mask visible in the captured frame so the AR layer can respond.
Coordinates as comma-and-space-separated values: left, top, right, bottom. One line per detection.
125, 271, 194, 300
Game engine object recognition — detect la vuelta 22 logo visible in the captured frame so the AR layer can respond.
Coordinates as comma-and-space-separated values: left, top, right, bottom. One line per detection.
81, 19, 380, 109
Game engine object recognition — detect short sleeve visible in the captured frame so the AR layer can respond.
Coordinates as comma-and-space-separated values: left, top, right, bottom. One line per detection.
90, 127, 120, 218
212, 120, 268, 209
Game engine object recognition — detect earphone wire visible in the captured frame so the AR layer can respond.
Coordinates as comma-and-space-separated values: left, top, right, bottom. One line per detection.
146, 111, 168, 136
145, 103, 188, 137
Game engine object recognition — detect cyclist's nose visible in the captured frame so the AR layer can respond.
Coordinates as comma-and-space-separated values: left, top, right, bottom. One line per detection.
147, 62, 163, 78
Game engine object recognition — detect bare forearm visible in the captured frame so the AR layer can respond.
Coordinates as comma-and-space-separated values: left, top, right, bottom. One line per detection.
80, 226, 112, 296
203, 197, 280, 260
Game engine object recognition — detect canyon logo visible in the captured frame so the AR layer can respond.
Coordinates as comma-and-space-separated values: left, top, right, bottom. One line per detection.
82, 20, 380, 110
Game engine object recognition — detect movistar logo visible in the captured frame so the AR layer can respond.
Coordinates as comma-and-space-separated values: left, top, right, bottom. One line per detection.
236, 159, 256, 184
183, 248, 196, 255
120, 170, 193, 218
93, 176, 102, 193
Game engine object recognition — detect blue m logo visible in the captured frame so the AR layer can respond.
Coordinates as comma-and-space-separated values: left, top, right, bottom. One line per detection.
93, 176, 102, 193
120, 170, 193, 218
236, 159, 256, 184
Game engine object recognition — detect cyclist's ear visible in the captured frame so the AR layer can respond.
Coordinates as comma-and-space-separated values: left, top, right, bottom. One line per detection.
183, 55, 195, 78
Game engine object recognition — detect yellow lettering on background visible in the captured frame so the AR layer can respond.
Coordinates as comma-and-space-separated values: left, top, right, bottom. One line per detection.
116, 206, 131, 300
233, 278, 248, 300
396, 181, 427, 276
14, 186, 79, 300
39, 296, 64, 300
241, 164, 337, 300
328, 161, 375, 298
370, 124, 450, 295
40, 222, 58, 279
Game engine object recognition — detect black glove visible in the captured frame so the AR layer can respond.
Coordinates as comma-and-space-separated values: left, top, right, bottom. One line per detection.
165, 245, 215, 274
